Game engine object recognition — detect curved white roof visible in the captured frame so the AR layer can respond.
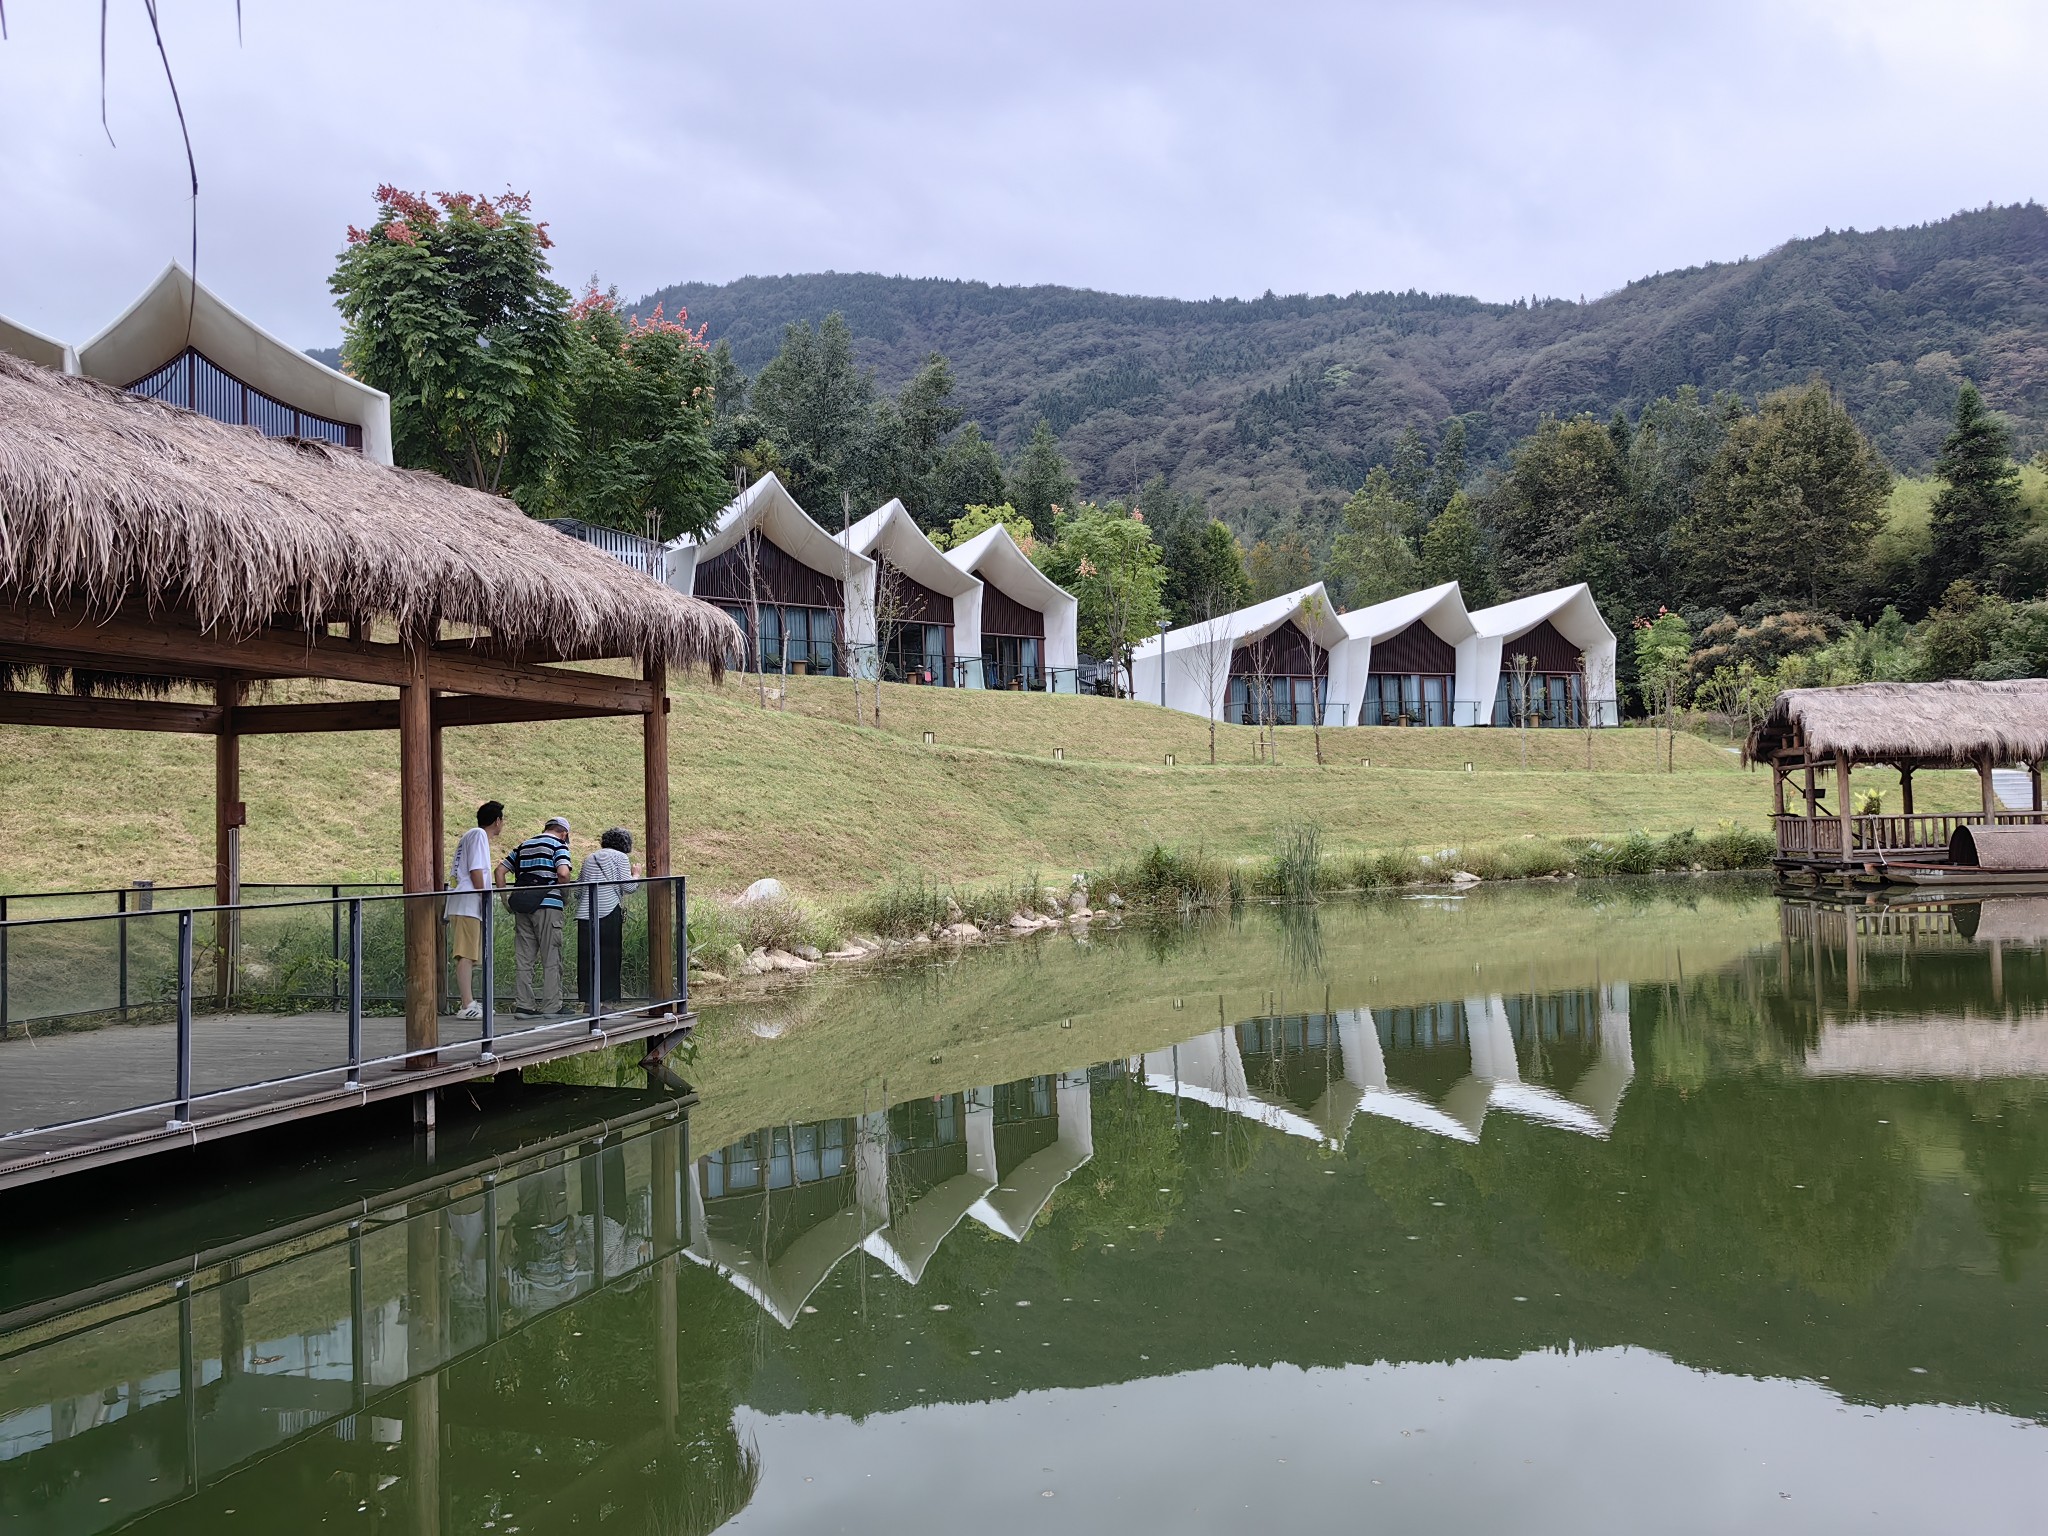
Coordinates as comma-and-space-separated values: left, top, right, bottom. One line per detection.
1469, 582, 1613, 648
679, 472, 876, 584
847, 499, 980, 597
0, 313, 76, 375
1341, 580, 1475, 644
1134, 582, 1347, 661
76, 263, 393, 464
944, 524, 1075, 614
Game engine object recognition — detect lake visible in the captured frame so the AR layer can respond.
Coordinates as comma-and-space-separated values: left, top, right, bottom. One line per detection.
5, 880, 2048, 1534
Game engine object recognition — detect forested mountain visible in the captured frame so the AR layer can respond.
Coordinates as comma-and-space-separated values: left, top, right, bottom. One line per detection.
636, 204, 2048, 530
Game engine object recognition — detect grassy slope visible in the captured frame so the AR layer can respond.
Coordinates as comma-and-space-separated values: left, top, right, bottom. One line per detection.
0, 673, 1986, 897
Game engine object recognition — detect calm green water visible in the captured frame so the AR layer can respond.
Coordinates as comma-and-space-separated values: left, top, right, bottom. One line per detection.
7, 882, 2048, 1534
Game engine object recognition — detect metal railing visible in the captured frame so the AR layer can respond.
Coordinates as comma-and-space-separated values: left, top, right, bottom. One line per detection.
0, 877, 688, 1154
1360, 697, 1469, 728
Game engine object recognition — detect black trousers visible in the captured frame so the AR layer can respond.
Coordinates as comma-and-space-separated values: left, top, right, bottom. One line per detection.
577, 908, 626, 1008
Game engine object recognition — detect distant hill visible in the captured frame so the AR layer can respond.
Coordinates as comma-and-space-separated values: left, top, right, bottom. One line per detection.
637, 204, 2048, 525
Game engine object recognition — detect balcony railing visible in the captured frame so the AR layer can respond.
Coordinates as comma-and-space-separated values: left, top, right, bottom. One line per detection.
0, 878, 688, 1158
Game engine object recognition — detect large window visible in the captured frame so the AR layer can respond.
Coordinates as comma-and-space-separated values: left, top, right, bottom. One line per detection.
883, 622, 949, 685
714, 603, 842, 676
985, 635, 1042, 690
1226, 675, 1321, 726
1492, 672, 1585, 727
1363, 673, 1453, 726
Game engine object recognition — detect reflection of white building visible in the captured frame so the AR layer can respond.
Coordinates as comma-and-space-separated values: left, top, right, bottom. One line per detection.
1, 262, 394, 462
1130, 579, 1619, 728
685, 1112, 890, 1328
1144, 986, 1635, 1147
863, 1091, 998, 1284
968, 1073, 1096, 1240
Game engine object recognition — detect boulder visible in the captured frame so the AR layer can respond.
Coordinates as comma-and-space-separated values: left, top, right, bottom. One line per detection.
764, 949, 817, 973
1449, 870, 1481, 886
690, 969, 728, 985
1106, 893, 1125, 909
942, 921, 982, 941
1008, 912, 1040, 931
793, 943, 824, 962
738, 947, 770, 977
824, 946, 868, 960
737, 878, 786, 905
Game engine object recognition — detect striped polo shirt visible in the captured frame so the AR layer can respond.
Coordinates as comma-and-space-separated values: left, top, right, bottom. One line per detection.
509, 833, 571, 910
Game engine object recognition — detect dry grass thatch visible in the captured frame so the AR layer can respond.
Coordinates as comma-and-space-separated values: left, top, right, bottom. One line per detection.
0, 352, 740, 675
1747, 680, 2048, 768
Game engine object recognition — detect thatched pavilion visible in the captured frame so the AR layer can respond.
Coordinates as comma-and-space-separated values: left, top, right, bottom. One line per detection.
0, 350, 739, 1069
1746, 680, 2048, 876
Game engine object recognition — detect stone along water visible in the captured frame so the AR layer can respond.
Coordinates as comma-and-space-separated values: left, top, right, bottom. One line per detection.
5, 882, 2048, 1533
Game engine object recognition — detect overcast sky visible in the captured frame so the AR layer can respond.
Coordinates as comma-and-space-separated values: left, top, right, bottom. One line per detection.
1, 1, 2041, 350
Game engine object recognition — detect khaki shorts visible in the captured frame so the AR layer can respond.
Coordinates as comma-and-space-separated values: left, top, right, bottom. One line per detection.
449, 914, 484, 962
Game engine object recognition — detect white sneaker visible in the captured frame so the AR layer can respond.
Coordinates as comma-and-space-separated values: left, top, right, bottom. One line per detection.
457, 1002, 484, 1020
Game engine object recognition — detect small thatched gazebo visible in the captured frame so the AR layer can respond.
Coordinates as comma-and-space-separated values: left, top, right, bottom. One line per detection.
1745, 680, 2048, 872
0, 350, 739, 1059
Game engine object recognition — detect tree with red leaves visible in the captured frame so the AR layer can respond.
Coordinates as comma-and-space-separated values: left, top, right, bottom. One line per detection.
332, 187, 570, 495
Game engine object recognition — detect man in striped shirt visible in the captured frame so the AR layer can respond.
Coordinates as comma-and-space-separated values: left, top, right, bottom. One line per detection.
501, 815, 573, 1017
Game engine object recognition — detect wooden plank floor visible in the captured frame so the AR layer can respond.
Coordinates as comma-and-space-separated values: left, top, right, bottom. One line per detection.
0, 1002, 689, 1191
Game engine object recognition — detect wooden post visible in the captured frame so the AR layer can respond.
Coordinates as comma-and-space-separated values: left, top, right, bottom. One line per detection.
643, 657, 675, 1003
431, 720, 447, 1015
400, 645, 439, 1068
654, 1123, 680, 1438
1835, 755, 1853, 865
406, 1199, 444, 1536
1980, 755, 1998, 818
2032, 761, 2043, 814
215, 678, 244, 1005
1900, 766, 1915, 816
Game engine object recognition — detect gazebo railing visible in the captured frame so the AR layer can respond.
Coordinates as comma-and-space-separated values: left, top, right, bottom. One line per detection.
1774, 810, 2048, 861
0, 877, 688, 1157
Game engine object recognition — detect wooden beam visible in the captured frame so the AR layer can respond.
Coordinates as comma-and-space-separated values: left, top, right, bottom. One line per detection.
1981, 756, 1999, 817
2032, 762, 2042, 814
425, 651, 654, 712
643, 659, 674, 1001
1901, 766, 1915, 816
1835, 755, 1853, 862
0, 692, 221, 733
232, 695, 644, 736
217, 678, 244, 1006
400, 647, 439, 1068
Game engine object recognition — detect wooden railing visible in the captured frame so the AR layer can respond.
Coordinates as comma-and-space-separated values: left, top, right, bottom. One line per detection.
1774, 810, 2048, 861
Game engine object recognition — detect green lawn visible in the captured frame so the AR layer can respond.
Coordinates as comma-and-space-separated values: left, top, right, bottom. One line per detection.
0, 674, 1988, 899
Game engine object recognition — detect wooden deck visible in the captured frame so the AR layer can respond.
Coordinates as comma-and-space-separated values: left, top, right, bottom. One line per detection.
0, 1004, 691, 1193
1774, 810, 2048, 875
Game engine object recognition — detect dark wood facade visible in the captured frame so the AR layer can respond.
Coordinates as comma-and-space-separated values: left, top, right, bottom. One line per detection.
1231, 622, 1322, 678
695, 530, 844, 611
1368, 620, 1457, 676
1499, 619, 1581, 672
977, 574, 1045, 638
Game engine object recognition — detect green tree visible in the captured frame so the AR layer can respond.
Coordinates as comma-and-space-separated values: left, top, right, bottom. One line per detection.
923, 422, 1008, 528
1009, 419, 1078, 537
331, 186, 570, 495
1485, 415, 1627, 595
1927, 383, 2025, 596
1034, 503, 1166, 685
1162, 518, 1251, 624
1682, 384, 1891, 611
1632, 608, 1692, 770
1422, 418, 1467, 520
935, 502, 1036, 553
534, 288, 727, 540
1389, 426, 1431, 509
1417, 490, 1495, 604
1326, 468, 1419, 606
749, 312, 875, 506
1245, 530, 1316, 603
1914, 581, 2014, 680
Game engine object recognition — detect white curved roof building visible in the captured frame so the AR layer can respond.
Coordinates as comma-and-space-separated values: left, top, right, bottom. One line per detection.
943, 525, 1080, 692
1, 263, 393, 463
844, 499, 987, 686
1132, 578, 1616, 728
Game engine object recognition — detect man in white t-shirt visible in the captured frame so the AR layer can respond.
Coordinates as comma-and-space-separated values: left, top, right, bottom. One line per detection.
447, 800, 505, 1019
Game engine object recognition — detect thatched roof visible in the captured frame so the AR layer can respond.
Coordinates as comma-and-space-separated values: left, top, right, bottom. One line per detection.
0, 352, 739, 674
1747, 680, 2048, 768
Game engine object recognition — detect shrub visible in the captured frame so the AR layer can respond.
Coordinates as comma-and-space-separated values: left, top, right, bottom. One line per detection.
1267, 821, 1325, 903
836, 875, 948, 939
1092, 843, 1234, 912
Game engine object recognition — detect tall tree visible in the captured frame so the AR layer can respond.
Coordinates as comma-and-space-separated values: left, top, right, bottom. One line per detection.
1245, 530, 1317, 602
1422, 418, 1467, 521
1162, 518, 1251, 623
1680, 384, 1892, 612
749, 312, 875, 505
1034, 503, 1166, 687
1483, 415, 1627, 595
1326, 467, 1419, 606
1389, 426, 1431, 510
1417, 490, 1495, 604
331, 187, 570, 496
924, 423, 1008, 528
535, 287, 727, 540
1008, 419, 1078, 537
1927, 383, 2025, 597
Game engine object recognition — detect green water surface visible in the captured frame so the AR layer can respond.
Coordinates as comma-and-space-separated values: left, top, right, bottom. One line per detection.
5, 882, 2048, 1533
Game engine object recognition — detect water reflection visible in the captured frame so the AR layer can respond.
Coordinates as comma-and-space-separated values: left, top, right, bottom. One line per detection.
8, 888, 2048, 1534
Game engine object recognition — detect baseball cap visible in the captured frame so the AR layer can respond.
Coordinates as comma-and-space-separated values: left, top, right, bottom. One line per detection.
545, 814, 572, 835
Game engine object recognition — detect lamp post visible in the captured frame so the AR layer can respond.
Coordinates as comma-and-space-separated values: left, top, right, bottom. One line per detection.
1158, 620, 1170, 707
